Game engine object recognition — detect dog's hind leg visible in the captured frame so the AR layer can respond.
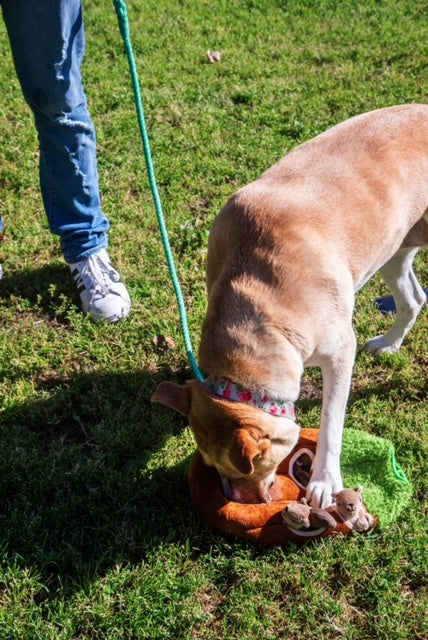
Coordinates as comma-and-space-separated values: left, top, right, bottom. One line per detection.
364, 247, 426, 355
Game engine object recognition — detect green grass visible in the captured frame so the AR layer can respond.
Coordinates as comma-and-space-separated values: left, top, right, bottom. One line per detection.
0, 0, 427, 638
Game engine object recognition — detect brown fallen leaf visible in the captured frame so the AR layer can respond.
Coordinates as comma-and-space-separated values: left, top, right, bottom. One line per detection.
153, 335, 176, 350
207, 50, 221, 63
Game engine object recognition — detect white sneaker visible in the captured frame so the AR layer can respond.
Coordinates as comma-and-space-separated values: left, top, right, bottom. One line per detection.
69, 249, 131, 322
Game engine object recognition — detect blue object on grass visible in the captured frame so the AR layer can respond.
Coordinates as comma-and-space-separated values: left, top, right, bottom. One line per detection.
374, 289, 428, 315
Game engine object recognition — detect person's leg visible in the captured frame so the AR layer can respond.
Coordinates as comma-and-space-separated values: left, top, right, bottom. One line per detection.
1, 0, 131, 320
1, 0, 108, 262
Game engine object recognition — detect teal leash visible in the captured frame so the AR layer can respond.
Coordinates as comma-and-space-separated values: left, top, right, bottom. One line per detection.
113, 0, 205, 382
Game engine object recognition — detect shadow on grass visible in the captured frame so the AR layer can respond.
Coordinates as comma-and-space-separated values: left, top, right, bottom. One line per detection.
0, 366, 212, 591
0, 262, 79, 322
297, 370, 427, 416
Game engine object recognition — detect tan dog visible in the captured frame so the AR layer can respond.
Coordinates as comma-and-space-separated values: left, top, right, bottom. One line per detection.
153, 104, 428, 508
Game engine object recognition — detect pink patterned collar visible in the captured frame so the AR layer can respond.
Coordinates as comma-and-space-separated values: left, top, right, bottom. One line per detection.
205, 376, 296, 420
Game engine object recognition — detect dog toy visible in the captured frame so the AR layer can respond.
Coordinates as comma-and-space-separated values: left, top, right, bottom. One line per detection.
187, 428, 411, 546
282, 497, 337, 531
332, 486, 374, 532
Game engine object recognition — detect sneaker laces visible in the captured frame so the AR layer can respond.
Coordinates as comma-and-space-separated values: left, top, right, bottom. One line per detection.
71, 253, 122, 301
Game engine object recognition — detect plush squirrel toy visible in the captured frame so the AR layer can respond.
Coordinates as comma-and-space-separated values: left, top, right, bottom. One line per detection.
283, 487, 375, 533
332, 486, 374, 532
282, 497, 337, 530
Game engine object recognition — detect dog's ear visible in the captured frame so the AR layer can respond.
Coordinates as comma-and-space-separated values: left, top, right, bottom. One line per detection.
229, 429, 270, 476
151, 381, 191, 416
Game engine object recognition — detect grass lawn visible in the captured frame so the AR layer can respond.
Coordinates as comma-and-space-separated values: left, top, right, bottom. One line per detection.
0, 0, 427, 638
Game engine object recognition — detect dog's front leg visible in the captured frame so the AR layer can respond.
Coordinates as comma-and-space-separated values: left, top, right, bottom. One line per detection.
306, 332, 357, 509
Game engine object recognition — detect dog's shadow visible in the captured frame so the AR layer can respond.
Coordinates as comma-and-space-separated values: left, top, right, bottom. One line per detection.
0, 366, 219, 593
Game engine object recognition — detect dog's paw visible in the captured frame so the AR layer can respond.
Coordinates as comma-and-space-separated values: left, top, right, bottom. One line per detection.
306, 472, 343, 509
363, 335, 401, 355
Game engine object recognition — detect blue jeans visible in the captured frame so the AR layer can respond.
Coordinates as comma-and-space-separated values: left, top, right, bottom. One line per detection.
1, 0, 109, 263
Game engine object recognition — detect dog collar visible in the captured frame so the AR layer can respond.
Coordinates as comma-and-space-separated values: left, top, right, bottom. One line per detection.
205, 376, 296, 420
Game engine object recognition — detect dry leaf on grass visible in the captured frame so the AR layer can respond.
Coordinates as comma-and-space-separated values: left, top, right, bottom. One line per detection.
153, 335, 176, 350
207, 50, 221, 63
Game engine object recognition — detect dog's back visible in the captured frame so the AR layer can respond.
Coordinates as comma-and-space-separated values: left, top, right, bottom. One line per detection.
207, 104, 428, 292
200, 104, 428, 388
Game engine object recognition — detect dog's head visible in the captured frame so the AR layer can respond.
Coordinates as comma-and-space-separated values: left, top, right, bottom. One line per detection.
152, 379, 300, 504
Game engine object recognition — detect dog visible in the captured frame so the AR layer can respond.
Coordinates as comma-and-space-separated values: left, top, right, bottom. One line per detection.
152, 104, 428, 509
